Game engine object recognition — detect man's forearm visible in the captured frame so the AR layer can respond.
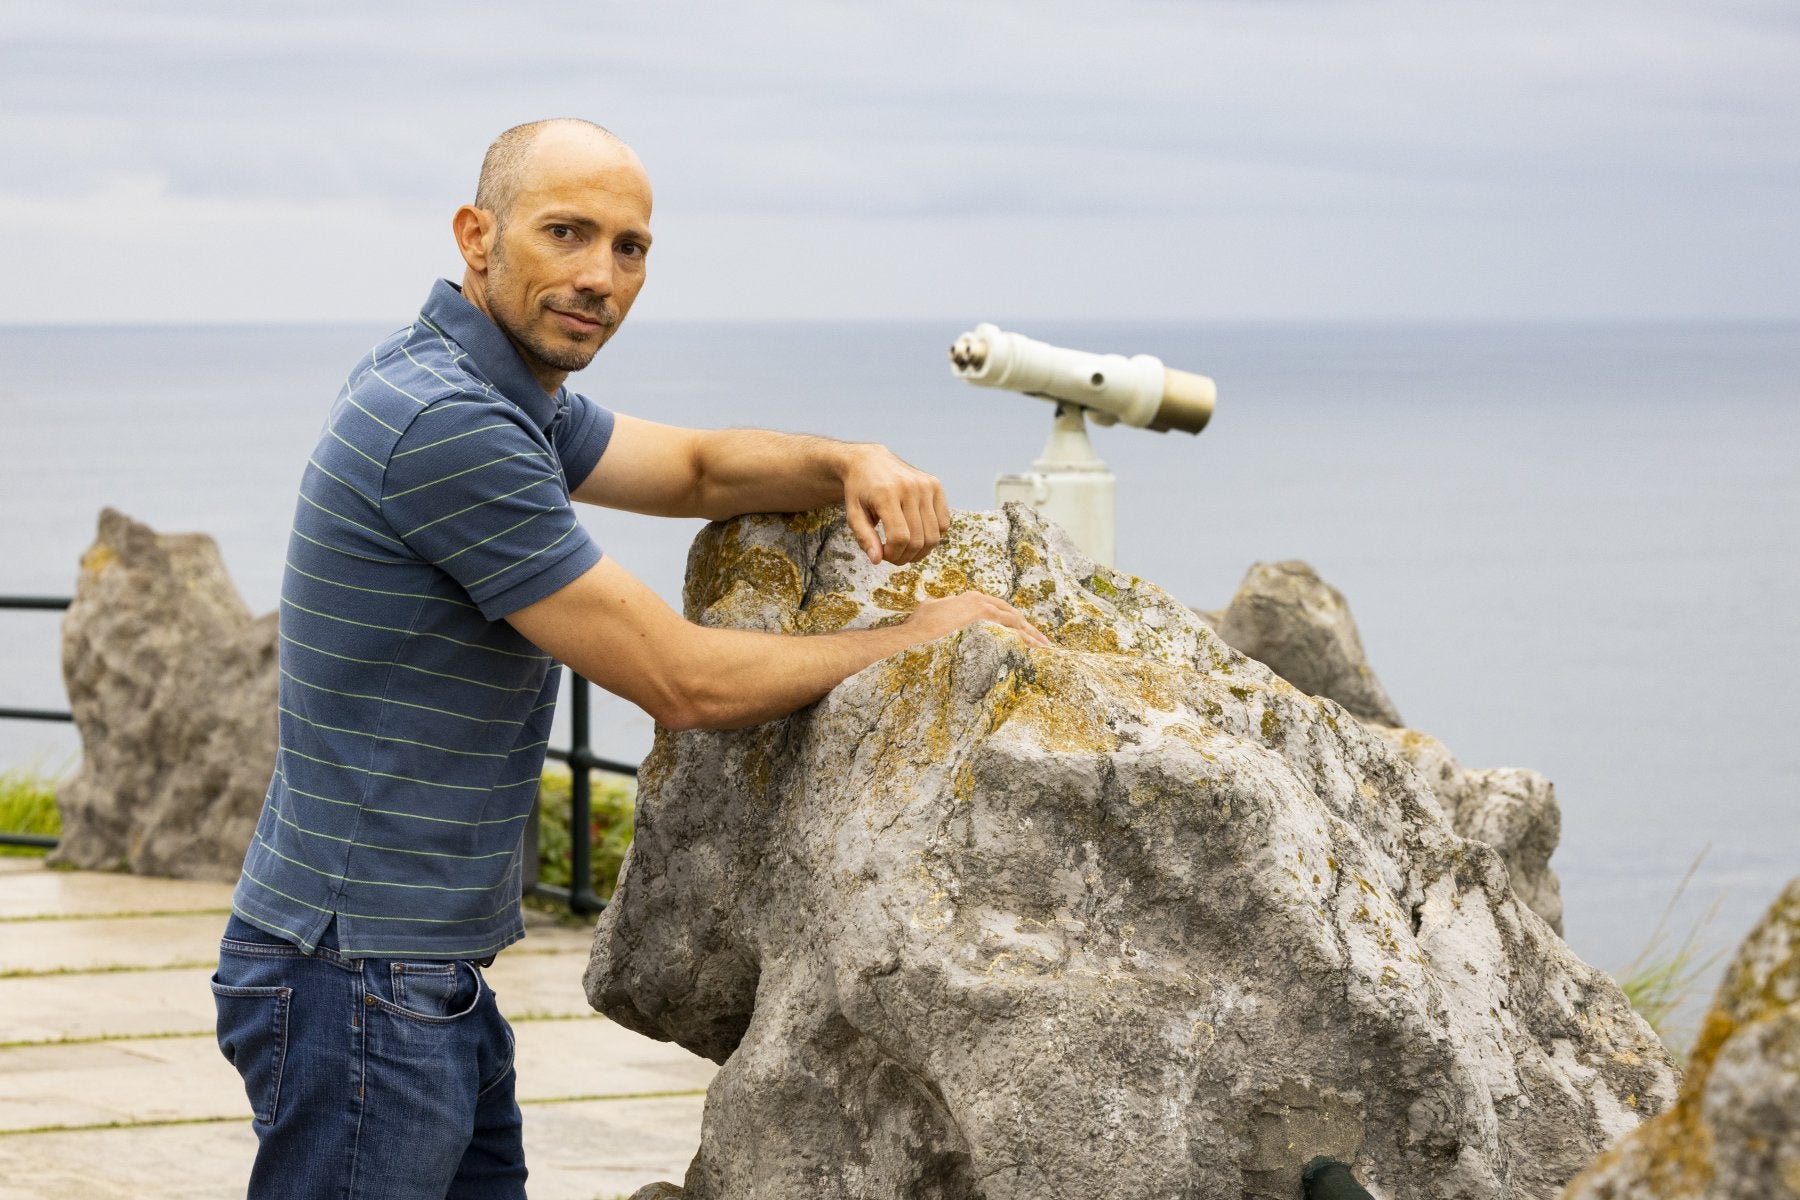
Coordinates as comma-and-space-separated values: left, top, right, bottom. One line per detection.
688, 428, 859, 521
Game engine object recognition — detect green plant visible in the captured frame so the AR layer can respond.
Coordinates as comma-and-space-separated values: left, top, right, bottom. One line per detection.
534, 766, 636, 900
1614, 848, 1724, 1063
0, 767, 61, 857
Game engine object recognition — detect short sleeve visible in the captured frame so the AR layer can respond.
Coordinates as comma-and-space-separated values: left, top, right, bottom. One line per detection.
556, 390, 616, 493
382, 397, 601, 621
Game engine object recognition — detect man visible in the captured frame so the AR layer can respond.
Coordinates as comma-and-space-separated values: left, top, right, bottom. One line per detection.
212, 118, 1047, 1200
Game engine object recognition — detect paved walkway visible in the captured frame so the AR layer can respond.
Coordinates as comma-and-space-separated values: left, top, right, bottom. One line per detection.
0, 857, 708, 1199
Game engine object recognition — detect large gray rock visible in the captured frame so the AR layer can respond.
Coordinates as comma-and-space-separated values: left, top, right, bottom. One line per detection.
1215, 559, 1404, 727
1373, 728, 1565, 935
1563, 875, 1800, 1200
587, 504, 1674, 1200
54, 508, 274, 880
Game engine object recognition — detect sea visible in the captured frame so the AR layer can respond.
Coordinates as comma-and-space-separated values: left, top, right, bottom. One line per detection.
2, 318, 1795, 1042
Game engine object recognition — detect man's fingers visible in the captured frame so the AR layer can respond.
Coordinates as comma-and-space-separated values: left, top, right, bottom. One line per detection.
846, 498, 884, 565
898, 495, 931, 562
877, 496, 913, 564
932, 482, 950, 537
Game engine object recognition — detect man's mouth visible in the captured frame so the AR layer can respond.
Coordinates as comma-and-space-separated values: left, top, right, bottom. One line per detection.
545, 301, 615, 335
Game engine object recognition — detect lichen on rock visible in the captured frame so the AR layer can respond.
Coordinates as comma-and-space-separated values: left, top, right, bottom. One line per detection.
587, 504, 1675, 1199
1562, 875, 1800, 1200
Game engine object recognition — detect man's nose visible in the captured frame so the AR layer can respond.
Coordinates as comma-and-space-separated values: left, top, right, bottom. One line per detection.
570, 244, 614, 298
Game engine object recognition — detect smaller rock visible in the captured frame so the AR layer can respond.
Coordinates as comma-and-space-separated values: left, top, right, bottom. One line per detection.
1216, 560, 1403, 727
628, 1185, 685, 1200
1373, 727, 1564, 935
1562, 875, 1800, 1199
53, 508, 276, 880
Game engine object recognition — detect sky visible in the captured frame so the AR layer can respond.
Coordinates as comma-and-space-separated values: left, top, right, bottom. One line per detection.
2, 0, 1797, 323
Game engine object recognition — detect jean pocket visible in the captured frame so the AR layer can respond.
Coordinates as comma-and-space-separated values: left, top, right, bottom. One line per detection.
210, 981, 291, 1125
383, 960, 479, 1022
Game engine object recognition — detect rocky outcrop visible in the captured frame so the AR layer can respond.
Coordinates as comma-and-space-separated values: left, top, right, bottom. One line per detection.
587, 504, 1674, 1200
1374, 728, 1564, 936
1203, 560, 1564, 935
1564, 876, 1800, 1200
54, 508, 274, 880
1214, 559, 1403, 727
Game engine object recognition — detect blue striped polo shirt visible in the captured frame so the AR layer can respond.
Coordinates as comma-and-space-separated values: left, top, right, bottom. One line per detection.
231, 279, 613, 959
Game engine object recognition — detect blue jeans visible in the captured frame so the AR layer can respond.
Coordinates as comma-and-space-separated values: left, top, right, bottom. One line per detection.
211, 913, 525, 1200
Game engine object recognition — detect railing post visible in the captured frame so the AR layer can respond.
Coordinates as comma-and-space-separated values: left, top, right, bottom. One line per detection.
0, 594, 72, 850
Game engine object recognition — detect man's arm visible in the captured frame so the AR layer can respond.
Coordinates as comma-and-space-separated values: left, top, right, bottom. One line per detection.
507, 556, 1048, 731
573, 416, 950, 565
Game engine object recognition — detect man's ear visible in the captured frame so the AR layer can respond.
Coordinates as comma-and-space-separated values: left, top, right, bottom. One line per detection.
452, 205, 497, 273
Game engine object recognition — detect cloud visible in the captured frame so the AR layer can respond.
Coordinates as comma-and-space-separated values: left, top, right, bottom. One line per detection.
2, 0, 1795, 319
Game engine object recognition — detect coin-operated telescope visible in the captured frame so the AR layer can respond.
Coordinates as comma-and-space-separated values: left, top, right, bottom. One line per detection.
948, 322, 1217, 566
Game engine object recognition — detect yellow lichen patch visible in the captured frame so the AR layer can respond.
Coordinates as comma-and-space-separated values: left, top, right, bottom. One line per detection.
1260, 708, 1281, 741
1007, 578, 1056, 611
1162, 722, 1219, 760
984, 659, 1117, 754
867, 640, 965, 765
1085, 572, 1120, 598
784, 506, 839, 533
740, 728, 780, 797
871, 567, 923, 613
796, 592, 863, 634
80, 543, 116, 573
1052, 618, 1123, 655
685, 523, 805, 619
922, 565, 974, 598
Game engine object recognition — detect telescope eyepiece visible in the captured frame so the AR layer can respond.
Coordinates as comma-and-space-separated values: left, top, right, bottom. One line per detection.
948, 333, 989, 372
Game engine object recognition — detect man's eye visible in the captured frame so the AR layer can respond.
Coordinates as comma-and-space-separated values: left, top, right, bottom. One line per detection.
618, 242, 645, 258
549, 226, 574, 240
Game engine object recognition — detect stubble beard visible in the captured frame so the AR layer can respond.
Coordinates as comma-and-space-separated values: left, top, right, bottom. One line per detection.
486, 244, 616, 377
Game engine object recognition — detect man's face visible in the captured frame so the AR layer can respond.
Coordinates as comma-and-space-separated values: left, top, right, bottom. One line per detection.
471, 133, 653, 388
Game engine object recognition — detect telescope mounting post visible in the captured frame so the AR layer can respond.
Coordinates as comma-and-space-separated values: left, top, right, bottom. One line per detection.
995, 402, 1117, 566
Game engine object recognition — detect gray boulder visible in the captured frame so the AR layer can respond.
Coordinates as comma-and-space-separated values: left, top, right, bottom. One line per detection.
1563, 875, 1800, 1200
1372, 728, 1565, 935
54, 508, 274, 880
1215, 559, 1404, 727
587, 504, 1674, 1200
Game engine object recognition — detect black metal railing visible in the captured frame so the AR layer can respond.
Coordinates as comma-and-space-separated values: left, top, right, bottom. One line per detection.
0, 594, 634, 909
538, 675, 639, 914
0, 595, 72, 849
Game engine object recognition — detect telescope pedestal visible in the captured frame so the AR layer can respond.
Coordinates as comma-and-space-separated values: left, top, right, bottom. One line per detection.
995, 404, 1116, 566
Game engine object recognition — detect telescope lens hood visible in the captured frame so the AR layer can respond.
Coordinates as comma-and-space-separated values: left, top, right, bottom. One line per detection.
1151, 368, 1217, 435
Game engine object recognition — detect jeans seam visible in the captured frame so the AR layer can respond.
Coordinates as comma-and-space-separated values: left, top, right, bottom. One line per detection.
476, 1021, 516, 1099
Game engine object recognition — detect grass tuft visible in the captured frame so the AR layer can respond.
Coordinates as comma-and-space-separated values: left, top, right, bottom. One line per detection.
0, 766, 62, 856
1614, 848, 1724, 1063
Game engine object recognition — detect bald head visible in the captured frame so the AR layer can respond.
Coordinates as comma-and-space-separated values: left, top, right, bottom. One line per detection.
474, 119, 635, 225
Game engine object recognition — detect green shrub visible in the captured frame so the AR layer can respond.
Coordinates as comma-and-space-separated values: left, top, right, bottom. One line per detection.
0, 768, 61, 857
534, 766, 636, 900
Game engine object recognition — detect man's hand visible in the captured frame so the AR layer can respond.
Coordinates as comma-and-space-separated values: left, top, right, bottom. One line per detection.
841, 445, 951, 566
899, 591, 1051, 649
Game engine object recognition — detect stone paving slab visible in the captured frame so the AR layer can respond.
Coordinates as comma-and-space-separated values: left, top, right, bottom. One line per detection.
0, 968, 218, 1046
0, 942, 600, 1045
0, 913, 237, 976
0, 866, 232, 920
0, 1013, 713, 1133
0, 1093, 704, 1200
0, 910, 599, 977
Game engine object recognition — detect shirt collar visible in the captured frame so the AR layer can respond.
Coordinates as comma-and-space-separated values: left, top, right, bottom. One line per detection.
419, 279, 564, 432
